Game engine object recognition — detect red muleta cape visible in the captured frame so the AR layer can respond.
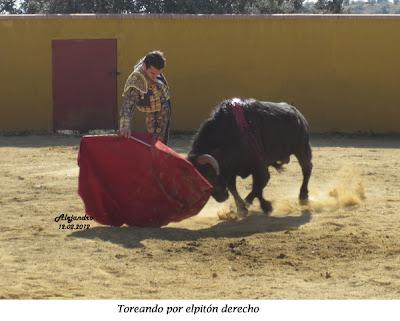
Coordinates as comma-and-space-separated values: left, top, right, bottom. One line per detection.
77, 133, 212, 227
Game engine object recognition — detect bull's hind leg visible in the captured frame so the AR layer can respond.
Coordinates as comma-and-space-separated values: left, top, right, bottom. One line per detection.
245, 167, 272, 214
227, 176, 248, 216
295, 143, 313, 204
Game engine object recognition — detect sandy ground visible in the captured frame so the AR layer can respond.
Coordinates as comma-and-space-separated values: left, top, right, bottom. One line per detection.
0, 133, 399, 299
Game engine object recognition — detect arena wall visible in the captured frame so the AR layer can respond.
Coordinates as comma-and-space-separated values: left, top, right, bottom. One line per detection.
0, 14, 399, 133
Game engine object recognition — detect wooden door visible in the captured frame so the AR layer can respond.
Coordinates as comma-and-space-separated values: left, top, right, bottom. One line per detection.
52, 39, 118, 131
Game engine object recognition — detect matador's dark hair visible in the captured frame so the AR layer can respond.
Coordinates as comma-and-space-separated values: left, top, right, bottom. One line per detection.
143, 50, 166, 70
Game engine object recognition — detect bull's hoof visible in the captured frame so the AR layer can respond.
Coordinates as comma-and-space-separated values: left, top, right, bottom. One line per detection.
299, 189, 309, 205
299, 189, 309, 201
260, 200, 273, 214
237, 206, 248, 217
299, 198, 309, 206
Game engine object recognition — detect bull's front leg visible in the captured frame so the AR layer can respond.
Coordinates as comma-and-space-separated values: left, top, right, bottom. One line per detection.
227, 176, 248, 216
245, 166, 272, 214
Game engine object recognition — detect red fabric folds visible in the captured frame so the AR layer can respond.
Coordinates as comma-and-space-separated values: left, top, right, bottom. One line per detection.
77, 133, 212, 227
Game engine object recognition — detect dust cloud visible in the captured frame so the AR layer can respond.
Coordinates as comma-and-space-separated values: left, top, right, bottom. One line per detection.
219, 165, 366, 220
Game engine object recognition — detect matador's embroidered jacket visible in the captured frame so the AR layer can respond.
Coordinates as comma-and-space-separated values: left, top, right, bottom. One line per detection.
119, 60, 171, 143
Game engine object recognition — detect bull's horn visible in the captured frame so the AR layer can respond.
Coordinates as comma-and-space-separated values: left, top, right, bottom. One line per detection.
196, 154, 220, 176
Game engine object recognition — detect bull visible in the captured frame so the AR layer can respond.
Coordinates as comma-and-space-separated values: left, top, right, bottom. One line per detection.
187, 98, 313, 215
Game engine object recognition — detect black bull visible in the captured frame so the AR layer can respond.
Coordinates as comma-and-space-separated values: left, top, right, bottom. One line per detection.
187, 98, 313, 215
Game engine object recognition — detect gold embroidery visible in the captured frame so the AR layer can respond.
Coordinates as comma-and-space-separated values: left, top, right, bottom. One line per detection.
123, 70, 147, 95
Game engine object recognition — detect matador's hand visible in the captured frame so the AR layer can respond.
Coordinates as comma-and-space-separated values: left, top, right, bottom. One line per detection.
119, 127, 131, 138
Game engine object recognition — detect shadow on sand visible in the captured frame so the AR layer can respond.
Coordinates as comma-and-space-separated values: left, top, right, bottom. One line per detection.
68, 210, 311, 249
